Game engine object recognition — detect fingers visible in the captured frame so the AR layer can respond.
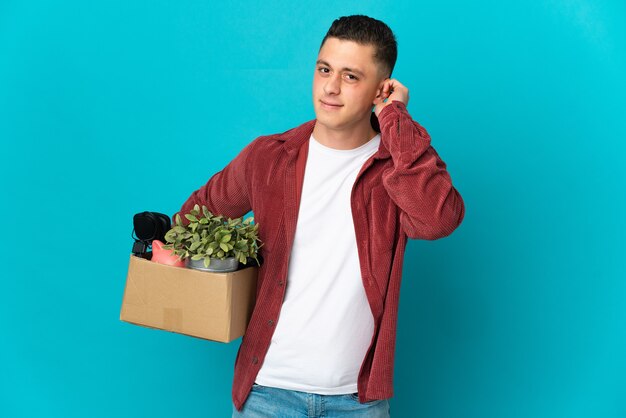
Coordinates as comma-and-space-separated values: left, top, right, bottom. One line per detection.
378, 79, 408, 107
381, 80, 394, 102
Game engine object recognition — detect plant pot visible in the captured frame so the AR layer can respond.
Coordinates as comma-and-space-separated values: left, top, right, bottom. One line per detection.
185, 256, 239, 273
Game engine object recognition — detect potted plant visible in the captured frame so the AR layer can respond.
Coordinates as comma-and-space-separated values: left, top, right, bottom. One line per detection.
163, 204, 262, 272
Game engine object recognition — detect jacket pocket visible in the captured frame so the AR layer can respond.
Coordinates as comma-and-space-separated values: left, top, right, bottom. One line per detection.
258, 210, 284, 256
368, 185, 397, 252
368, 185, 397, 297
255, 177, 285, 255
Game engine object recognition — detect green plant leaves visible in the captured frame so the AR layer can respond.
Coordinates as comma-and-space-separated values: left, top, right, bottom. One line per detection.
161, 204, 262, 264
164, 230, 176, 243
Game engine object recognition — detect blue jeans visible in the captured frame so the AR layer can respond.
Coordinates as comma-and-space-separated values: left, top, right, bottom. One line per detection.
232, 383, 391, 417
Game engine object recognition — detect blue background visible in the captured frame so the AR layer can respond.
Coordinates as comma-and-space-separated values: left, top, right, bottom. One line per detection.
1, 1, 625, 417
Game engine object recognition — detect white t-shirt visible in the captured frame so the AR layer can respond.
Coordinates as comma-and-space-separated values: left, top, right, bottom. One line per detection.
255, 132, 381, 394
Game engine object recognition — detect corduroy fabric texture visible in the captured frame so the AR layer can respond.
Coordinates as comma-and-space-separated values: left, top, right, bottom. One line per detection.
174, 101, 465, 412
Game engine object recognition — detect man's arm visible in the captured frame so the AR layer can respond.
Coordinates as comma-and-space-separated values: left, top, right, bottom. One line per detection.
377, 100, 465, 240
172, 140, 256, 224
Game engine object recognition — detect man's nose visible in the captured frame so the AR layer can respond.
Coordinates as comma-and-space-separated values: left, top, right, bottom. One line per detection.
323, 74, 341, 95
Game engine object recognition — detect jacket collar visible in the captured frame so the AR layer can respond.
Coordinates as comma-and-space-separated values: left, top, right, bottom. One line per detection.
275, 112, 391, 160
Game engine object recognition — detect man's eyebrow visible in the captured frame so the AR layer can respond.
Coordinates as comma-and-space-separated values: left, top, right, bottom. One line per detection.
316, 60, 365, 77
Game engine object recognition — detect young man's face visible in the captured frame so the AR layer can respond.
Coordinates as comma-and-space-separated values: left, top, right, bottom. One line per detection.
312, 37, 387, 133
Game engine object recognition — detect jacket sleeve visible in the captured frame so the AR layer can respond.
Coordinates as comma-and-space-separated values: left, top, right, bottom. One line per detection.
377, 100, 465, 240
172, 140, 256, 224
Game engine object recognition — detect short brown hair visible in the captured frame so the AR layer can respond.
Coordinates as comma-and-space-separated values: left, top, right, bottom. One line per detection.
320, 15, 398, 79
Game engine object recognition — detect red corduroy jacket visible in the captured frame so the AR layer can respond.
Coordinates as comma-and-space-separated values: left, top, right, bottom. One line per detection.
174, 101, 465, 411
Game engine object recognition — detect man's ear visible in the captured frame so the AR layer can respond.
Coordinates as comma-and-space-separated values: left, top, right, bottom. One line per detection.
373, 78, 388, 106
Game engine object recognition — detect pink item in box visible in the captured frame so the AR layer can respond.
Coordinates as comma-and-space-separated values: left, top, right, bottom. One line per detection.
151, 239, 185, 267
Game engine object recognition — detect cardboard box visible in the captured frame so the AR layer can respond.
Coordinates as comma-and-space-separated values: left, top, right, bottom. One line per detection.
120, 254, 258, 343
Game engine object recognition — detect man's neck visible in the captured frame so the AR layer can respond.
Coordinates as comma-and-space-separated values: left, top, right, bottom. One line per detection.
311, 121, 378, 150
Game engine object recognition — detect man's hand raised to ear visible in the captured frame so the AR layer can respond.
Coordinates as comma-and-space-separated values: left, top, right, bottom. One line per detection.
374, 78, 410, 117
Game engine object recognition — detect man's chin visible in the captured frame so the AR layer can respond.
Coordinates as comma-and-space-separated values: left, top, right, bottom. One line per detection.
314, 114, 344, 130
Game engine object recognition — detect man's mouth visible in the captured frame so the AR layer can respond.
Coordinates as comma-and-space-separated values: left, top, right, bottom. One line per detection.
320, 100, 343, 109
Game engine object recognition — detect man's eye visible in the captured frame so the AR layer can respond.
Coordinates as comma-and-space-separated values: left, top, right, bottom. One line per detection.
346, 74, 358, 81
318, 67, 329, 74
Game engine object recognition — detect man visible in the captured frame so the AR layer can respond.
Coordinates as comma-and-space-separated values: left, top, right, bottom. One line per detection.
175, 15, 465, 417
